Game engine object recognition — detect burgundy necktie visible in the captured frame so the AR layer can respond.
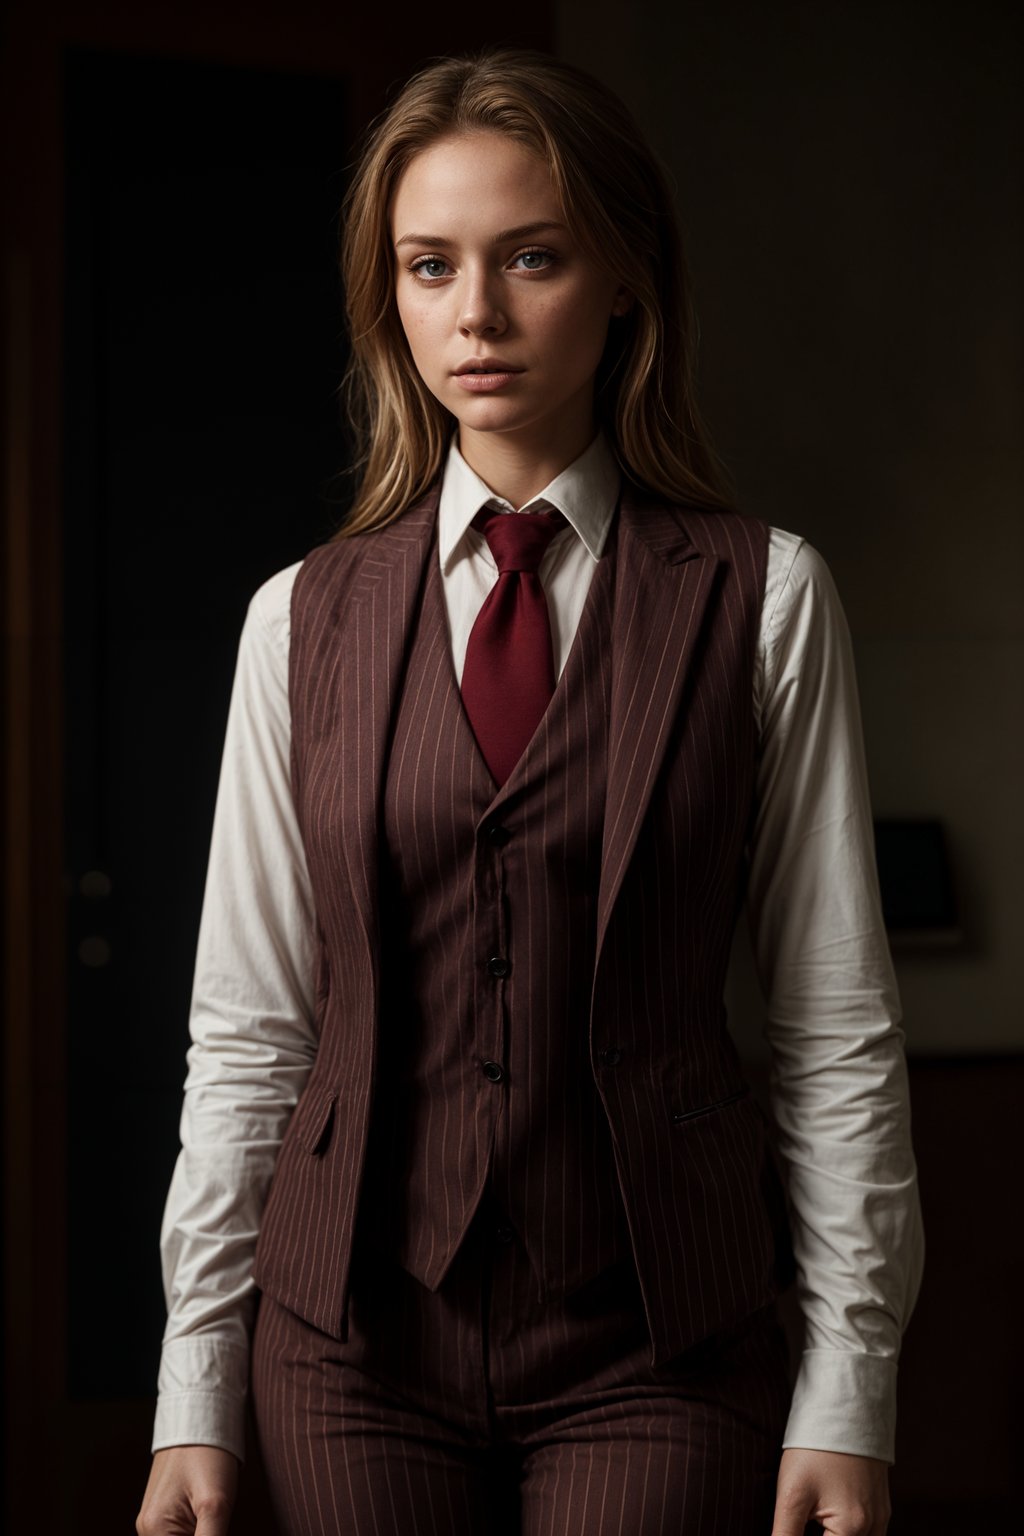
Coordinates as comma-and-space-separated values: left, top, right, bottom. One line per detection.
461, 497, 567, 786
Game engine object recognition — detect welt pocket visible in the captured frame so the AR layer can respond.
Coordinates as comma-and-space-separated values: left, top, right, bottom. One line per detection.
296, 1085, 338, 1155
670, 1084, 751, 1125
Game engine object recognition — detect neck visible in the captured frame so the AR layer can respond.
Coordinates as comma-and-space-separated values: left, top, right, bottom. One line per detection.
457, 417, 598, 510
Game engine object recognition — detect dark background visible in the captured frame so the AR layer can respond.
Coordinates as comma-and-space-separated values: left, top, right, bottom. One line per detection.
2, 1, 1021, 1531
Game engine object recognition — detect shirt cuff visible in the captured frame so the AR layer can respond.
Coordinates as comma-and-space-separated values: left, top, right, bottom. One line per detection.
782, 1349, 900, 1465
152, 1335, 250, 1463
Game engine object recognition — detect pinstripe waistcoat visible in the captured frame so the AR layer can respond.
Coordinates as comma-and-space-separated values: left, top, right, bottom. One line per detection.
250, 479, 794, 1368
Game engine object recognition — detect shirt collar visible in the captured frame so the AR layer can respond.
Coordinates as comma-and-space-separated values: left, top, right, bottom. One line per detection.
438, 432, 621, 575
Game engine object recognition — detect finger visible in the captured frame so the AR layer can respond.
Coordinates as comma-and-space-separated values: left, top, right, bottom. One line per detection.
819, 1508, 887, 1536
193, 1492, 233, 1536
769, 1498, 816, 1536
194, 1515, 230, 1536
137, 1498, 196, 1536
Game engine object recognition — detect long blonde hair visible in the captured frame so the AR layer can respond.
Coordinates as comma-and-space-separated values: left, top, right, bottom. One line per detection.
335, 48, 736, 538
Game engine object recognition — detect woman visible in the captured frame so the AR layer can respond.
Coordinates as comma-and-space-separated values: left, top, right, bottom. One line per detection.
137, 47, 923, 1536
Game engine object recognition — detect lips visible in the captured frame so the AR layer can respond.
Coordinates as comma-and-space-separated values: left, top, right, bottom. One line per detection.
454, 358, 523, 376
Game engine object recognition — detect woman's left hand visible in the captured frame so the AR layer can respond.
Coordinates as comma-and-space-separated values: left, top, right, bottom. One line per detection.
771, 1446, 892, 1535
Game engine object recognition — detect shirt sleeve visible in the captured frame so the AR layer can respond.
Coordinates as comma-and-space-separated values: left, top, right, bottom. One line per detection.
745, 530, 925, 1465
153, 561, 319, 1464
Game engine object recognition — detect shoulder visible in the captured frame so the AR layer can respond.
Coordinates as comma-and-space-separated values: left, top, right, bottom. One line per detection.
291, 522, 399, 621
246, 559, 303, 662
245, 528, 382, 652
669, 506, 771, 569
763, 526, 846, 648
668, 511, 838, 608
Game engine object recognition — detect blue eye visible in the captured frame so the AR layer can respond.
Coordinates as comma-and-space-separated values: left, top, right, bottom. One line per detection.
514, 248, 554, 271
410, 256, 449, 280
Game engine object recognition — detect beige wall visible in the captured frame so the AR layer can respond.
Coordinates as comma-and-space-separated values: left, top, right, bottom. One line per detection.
557, 0, 1023, 1055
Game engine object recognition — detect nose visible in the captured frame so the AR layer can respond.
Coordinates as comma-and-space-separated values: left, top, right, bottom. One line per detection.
457, 267, 507, 338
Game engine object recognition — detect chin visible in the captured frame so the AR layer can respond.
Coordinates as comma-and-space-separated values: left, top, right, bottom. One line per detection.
453, 404, 532, 434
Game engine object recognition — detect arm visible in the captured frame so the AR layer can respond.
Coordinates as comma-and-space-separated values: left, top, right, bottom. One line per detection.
152, 560, 319, 1465
745, 533, 925, 1523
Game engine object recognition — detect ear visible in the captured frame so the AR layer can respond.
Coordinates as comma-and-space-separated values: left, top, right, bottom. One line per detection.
610, 285, 634, 317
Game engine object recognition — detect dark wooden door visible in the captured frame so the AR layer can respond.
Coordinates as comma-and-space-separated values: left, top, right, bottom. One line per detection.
60, 47, 352, 1533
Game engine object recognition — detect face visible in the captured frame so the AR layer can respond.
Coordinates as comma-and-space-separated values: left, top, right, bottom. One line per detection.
390, 131, 631, 465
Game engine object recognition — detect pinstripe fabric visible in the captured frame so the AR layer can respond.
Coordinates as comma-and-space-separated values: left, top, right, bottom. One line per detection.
250, 482, 793, 1375
355, 498, 630, 1299
251, 1195, 791, 1535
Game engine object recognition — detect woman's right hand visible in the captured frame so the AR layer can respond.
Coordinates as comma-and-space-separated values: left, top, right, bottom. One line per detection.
136, 1445, 240, 1535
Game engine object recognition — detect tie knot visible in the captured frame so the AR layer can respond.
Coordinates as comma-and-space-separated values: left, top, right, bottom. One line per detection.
471, 498, 567, 574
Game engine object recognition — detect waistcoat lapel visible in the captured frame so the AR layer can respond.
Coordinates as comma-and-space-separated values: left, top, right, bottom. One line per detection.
336, 484, 439, 991
595, 485, 720, 971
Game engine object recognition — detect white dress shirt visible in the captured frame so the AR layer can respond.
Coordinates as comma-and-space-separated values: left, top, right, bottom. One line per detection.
153, 433, 924, 1466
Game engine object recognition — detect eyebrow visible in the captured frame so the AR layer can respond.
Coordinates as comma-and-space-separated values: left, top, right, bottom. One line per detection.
394, 221, 568, 249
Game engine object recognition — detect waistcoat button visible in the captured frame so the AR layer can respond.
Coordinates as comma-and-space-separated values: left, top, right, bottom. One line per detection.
482, 1059, 505, 1082
598, 1046, 623, 1067
486, 823, 511, 846
486, 954, 510, 977
495, 1223, 515, 1243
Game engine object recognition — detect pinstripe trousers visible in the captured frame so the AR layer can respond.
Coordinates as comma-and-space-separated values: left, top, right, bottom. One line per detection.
250, 1187, 791, 1535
